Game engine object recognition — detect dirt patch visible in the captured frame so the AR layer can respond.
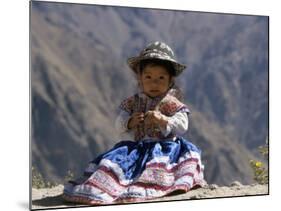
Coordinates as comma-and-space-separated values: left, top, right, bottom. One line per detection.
31, 182, 268, 210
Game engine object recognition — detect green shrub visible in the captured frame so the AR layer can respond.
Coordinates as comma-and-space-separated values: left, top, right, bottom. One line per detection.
32, 167, 75, 189
32, 166, 57, 189
64, 169, 75, 182
249, 138, 269, 184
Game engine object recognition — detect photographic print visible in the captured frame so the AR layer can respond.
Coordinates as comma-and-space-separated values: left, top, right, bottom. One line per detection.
30, 0, 269, 210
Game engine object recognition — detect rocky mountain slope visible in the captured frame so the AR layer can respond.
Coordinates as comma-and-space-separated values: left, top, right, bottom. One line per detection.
31, 2, 268, 186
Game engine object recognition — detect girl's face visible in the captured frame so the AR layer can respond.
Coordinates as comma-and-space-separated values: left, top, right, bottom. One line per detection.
140, 65, 172, 98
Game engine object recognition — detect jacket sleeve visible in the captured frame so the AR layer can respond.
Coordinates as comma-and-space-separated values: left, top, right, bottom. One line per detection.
159, 110, 189, 137
115, 108, 137, 141
115, 109, 130, 133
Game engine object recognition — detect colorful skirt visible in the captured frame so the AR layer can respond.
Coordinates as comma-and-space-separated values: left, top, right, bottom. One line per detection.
63, 137, 206, 205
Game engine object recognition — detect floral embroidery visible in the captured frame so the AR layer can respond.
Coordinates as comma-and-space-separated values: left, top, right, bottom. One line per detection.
119, 96, 135, 114
159, 96, 185, 116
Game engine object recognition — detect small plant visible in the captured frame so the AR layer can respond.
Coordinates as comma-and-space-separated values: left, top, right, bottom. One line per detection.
32, 166, 75, 189
249, 138, 269, 184
32, 166, 57, 189
64, 169, 75, 182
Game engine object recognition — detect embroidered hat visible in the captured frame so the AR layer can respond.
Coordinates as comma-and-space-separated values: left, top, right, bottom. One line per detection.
127, 41, 186, 76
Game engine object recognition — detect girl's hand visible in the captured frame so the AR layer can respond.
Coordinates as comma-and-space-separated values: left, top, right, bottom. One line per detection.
144, 111, 168, 128
127, 112, 144, 129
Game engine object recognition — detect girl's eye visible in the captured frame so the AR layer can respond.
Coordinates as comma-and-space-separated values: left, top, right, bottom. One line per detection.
159, 76, 165, 80
145, 75, 151, 79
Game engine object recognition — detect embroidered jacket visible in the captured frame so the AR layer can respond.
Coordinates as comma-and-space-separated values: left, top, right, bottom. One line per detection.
116, 89, 190, 141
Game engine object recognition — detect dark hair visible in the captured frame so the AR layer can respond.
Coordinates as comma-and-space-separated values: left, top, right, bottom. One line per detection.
139, 59, 176, 77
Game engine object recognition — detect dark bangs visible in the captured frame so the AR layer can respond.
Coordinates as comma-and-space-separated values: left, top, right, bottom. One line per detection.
139, 59, 176, 77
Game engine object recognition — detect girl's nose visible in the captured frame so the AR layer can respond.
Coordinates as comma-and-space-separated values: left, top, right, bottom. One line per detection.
152, 78, 160, 84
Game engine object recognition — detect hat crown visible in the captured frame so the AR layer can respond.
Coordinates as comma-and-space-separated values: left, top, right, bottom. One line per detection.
127, 41, 186, 76
140, 41, 175, 59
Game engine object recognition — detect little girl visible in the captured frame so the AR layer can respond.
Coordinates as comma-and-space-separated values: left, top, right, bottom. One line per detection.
63, 41, 206, 205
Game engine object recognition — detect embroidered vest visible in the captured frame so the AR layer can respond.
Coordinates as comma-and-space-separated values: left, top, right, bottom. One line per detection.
119, 91, 189, 141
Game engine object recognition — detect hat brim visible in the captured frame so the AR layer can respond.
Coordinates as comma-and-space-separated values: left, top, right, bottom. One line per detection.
127, 55, 186, 77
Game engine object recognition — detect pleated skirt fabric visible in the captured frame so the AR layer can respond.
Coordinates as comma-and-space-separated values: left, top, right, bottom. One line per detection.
63, 137, 206, 205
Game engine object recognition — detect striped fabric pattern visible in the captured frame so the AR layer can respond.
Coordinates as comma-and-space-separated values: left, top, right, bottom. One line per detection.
63, 140, 205, 205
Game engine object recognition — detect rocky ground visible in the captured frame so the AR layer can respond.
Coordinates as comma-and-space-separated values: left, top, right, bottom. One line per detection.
31, 182, 268, 210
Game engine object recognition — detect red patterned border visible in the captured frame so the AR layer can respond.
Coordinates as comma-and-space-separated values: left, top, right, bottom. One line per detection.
63, 158, 205, 205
